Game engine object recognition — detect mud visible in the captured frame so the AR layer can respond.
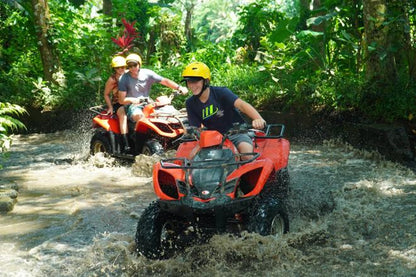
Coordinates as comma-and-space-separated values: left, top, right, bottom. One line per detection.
0, 131, 415, 276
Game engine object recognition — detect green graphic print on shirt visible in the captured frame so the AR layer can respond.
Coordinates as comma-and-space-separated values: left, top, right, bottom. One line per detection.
202, 104, 219, 120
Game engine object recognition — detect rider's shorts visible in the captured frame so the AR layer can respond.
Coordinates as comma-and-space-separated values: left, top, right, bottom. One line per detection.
229, 133, 252, 148
113, 103, 122, 113
126, 104, 143, 122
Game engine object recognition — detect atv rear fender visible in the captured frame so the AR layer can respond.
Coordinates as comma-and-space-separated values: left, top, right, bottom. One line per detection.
92, 115, 121, 134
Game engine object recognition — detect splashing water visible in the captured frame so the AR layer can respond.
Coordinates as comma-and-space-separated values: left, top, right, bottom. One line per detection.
0, 131, 415, 276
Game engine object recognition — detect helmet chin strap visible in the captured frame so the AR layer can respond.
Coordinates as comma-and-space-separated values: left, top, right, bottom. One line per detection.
197, 79, 209, 98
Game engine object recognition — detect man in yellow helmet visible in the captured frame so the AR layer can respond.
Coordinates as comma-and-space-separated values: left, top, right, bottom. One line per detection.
182, 61, 266, 159
118, 53, 188, 128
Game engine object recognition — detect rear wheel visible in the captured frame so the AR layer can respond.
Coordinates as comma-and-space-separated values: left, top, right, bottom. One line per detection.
90, 132, 111, 155
142, 139, 163, 155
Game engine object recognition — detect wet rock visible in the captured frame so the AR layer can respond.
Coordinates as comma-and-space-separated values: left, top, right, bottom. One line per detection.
0, 183, 19, 212
343, 123, 415, 166
0, 196, 17, 213
261, 111, 416, 170
0, 183, 19, 191
131, 150, 176, 177
0, 189, 18, 199
132, 154, 161, 177
89, 152, 116, 168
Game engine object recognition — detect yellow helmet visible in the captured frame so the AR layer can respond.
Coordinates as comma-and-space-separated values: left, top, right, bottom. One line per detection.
126, 53, 142, 66
111, 56, 126, 68
182, 62, 211, 81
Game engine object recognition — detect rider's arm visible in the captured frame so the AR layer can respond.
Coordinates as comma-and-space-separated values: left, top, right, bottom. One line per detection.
103, 77, 115, 113
160, 78, 188, 94
234, 98, 266, 129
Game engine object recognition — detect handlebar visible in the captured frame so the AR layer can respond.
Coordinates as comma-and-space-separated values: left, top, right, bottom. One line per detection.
160, 152, 260, 169
89, 105, 106, 115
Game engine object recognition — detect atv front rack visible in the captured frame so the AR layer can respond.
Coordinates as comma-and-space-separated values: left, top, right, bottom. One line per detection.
160, 152, 260, 169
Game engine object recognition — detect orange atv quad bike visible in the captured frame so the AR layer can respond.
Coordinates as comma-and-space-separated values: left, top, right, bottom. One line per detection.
89, 93, 188, 159
135, 123, 290, 259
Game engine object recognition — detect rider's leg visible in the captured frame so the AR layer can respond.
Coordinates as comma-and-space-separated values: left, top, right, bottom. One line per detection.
237, 142, 254, 160
132, 112, 144, 130
117, 107, 130, 153
230, 133, 254, 161
117, 106, 128, 134
127, 105, 145, 153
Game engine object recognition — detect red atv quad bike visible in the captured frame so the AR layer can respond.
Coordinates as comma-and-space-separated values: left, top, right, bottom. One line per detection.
89, 93, 188, 159
135, 123, 290, 259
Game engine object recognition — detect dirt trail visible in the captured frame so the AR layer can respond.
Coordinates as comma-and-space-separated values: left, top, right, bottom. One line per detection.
0, 131, 415, 276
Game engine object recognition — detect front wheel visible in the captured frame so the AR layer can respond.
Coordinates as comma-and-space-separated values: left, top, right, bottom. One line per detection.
247, 197, 289, 237
141, 139, 163, 155
135, 201, 184, 259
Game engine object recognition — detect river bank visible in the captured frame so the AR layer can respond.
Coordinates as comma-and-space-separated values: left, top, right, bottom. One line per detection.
18, 107, 416, 171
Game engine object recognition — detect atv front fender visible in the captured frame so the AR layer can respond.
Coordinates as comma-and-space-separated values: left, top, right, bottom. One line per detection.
136, 118, 184, 138
153, 162, 186, 200
227, 158, 275, 197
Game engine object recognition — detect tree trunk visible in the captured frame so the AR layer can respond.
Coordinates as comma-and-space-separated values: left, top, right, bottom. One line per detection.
103, 0, 112, 16
146, 29, 157, 64
351, 0, 363, 73
310, 0, 326, 68
400, 2, 416, 84
297, 0, 311, 31
362, 0, 395, 82
184, 2, 195, 51
30, 0, 60, 84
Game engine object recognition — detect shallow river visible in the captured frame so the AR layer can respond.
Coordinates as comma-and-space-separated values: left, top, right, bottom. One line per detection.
0, 129, 415, 276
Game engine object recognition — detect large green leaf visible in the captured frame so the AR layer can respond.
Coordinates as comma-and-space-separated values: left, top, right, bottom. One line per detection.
269, 17, 298, 43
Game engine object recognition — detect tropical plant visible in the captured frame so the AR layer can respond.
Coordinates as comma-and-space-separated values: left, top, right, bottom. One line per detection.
0, 102, 26, 168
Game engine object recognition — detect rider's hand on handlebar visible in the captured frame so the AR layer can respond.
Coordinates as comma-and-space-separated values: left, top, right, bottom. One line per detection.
106, 107, 113, 115
252, 118, 266, 130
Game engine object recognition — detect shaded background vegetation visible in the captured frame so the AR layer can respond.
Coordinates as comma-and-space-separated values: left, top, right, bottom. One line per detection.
1, 0, 415, 123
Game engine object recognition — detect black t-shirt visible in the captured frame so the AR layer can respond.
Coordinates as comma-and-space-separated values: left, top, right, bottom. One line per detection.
185, 86, 245, 133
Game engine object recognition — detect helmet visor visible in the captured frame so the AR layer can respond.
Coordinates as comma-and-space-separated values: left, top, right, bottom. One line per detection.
182, 76, 204, 82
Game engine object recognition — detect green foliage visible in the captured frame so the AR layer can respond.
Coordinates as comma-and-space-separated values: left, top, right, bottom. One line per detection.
0, 2, 42, 106
192, 0, 243, 43
360, 80, 416, 122
146, 7, 185, 67
233, 0, 284, 60
1, 0, 415, 125
0, 102, 26, 168
47, 0, 116, 109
